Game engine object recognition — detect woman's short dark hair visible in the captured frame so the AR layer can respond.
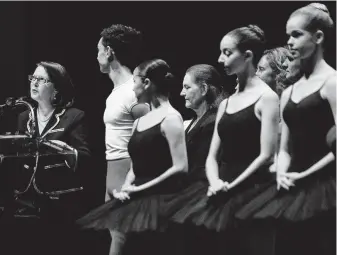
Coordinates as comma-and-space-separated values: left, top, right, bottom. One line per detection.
227, 24, 266, 67
186, 64, 225, 110
37, 61, 75, 108
100, 24, 143, 71
137, 59, 175, 97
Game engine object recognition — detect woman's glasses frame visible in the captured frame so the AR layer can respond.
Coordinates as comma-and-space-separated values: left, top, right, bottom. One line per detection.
28, 75, 51, 85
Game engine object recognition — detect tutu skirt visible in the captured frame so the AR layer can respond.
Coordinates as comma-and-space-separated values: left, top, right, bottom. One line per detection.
77, 176, 185, 234
162, 166, 274, 232
236, 163, 336, 222
77, 194, 167, 233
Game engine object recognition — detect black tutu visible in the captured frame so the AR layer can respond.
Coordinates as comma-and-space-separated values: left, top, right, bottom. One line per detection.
236, 164, 336, 222
162, 177, 273, 232
77, 173, 186, 233
77, 174, 187, 233
161, 181, 208, 218
77, 192, 169, 233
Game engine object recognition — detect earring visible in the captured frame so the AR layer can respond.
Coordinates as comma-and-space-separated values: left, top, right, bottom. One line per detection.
53, 91, 58, 101
51, 90, 59, 105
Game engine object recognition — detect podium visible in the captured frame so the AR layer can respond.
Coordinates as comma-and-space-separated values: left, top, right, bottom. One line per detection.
0, 134, 82, 220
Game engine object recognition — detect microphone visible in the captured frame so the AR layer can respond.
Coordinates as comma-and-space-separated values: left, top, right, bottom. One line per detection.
0, 97, 15, 111
0, 96, 35, 118
0, 96, 32, 109
15, 96, 33, 104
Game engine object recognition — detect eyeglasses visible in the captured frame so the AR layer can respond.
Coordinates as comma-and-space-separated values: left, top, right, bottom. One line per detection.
28, 75, 51, 84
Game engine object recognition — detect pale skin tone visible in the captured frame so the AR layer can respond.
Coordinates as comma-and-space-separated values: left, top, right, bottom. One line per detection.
180, 73, 209, 132
30, 65, 77, 157
112, 69, 188, 201
30, 66, 56, 117
206, 34, 279, 196
97, 34, 150, 255
281, 55, 301, 81
96, 37, 149, 119
256, 55, 277, 90
276, 14, 336, 190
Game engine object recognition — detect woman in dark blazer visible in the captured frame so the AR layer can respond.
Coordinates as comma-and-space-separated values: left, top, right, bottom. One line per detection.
163, 64, 226, 255
182, 65, 226, 184
6, 61, 91, 255
17, 61, 90, 219
18, 61, 90, 161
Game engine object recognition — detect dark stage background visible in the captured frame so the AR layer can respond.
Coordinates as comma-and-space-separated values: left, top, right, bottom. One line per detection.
0, 1, 335, 209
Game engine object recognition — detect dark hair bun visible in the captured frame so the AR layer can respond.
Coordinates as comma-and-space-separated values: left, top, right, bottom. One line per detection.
248, 24, 265, 41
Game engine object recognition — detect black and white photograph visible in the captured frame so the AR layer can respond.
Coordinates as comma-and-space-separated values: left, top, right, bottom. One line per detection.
0, 1, 335, 255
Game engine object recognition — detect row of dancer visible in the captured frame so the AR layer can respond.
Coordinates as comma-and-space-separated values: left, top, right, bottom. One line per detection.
2, 2, 335, 255
77, 2, 336, 255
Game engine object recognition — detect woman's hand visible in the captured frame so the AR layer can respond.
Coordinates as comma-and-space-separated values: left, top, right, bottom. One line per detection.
121, 183, 139, 194
49, 140, 77, 169
207, 179, 226, 197
276, 173, 295, 190
280, 172, 303, 184
222, 181, 231, 192
112, 189, 130, 202
49, 140, 73, 151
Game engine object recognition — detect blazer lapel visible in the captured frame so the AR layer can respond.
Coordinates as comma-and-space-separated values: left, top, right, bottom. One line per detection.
186, 110, 213, 144
40, 108, 66, 138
